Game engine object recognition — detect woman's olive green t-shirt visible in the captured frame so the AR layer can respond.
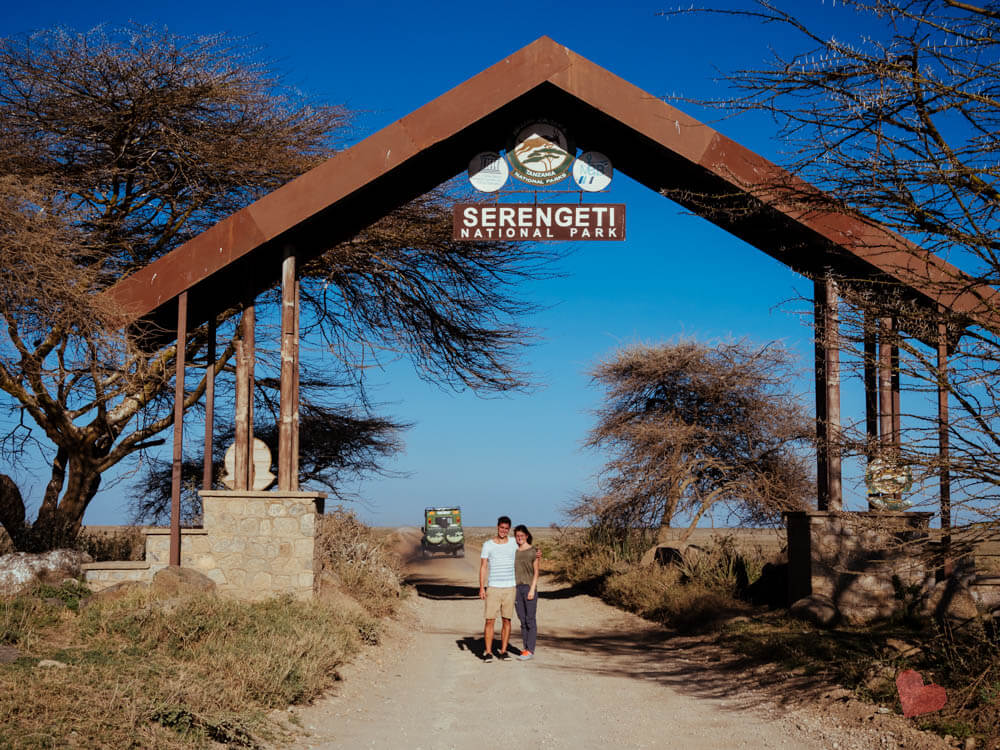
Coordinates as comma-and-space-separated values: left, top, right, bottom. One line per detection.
515, 546, 536, 586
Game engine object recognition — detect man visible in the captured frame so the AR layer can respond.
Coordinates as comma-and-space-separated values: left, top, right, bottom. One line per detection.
479, 516, 517, 661
479, 516, 540, 661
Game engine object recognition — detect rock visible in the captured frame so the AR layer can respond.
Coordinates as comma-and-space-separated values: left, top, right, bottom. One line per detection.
79, 580, 149, 610
969, 576, 1000, 610
640, 544, 682, 567
36, 659, 67, 668
0, 644, 22, 664
0, 550, 93, 595
150, 566, 216, 597
639, 543, 706, 568
822, 687, 853, 702
789, 594, 838, 627
745, 562, 789, 607
885, 638, 922, 659
863, 664, 897, 693
920, 580, 980, 625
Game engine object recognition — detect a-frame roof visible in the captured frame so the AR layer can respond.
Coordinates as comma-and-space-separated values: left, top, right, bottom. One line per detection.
105, 36, 1000, 341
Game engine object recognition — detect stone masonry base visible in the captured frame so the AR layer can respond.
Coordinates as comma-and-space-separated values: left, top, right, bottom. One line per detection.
83, 490, 326, 601
785, 510, 934, 624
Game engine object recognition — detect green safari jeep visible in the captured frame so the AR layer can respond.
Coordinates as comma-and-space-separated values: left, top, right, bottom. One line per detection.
421, 506, 465, 557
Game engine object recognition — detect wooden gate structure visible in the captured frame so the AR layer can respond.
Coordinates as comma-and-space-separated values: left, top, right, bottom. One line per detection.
104, 37, 1000, 598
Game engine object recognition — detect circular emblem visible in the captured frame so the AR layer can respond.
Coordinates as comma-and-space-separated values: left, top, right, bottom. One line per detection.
572, 151, 613, 192
865, 457, 913, 510
468, 151, 508, 193
507, 120, 575, 186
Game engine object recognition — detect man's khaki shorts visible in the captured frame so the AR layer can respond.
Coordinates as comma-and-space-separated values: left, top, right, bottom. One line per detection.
484, 586, 515, 620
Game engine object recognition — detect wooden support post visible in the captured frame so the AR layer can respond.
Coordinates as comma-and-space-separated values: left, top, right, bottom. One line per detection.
891, 329, 902, 454
937, 311, 952, 573
202, 315, 216, 491
170, 291, 188, 567
878, 318, 894, 456
814, 273, 842, 511
234, 305, 256, 490
246, 305, 255, 490
863, 313, 879, 511
278, 248, 298, 491
292, 278, 300, 489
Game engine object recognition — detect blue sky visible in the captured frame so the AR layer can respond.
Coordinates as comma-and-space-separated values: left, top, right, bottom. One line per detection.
3, 1, 926, 528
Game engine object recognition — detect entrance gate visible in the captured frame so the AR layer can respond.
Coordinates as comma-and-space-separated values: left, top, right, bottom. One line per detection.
93, 37, 1000, 602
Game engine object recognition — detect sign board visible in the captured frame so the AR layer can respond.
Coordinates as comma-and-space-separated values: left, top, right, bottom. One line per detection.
453, 203, 626, 241
506, 120, 575, 186
468, 151, 509, 192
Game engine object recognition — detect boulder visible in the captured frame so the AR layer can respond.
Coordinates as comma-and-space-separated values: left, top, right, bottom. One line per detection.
789, 594, 838, 627
639, 543, 705, 568
885, 638, 922, 659
0, 550, 93, 595
79, 580, 149, 610
919, 579, 980, 625
745, 562, 789, 607
151, 566, 216, 597
36, 659, 67, 669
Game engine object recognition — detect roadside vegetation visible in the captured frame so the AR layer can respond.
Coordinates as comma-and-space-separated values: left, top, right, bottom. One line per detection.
550, 525, 764, 632
0, 514, 404, 749
549, 526, 1000, 746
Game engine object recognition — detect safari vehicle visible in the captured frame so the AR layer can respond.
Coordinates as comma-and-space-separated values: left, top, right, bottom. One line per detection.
421, 506, 465, 557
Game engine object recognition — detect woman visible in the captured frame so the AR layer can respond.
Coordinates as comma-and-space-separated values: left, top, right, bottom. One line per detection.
513, 524, 540, 660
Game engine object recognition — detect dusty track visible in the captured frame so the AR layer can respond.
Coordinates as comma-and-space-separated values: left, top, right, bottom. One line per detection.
280, 529, 948, 749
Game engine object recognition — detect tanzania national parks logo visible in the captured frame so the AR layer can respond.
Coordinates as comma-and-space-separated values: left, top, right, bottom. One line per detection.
506, 120, 576, 186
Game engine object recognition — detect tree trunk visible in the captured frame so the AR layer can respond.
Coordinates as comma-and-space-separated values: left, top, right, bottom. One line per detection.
28, 453, 102, 551
0, 474, 26, 549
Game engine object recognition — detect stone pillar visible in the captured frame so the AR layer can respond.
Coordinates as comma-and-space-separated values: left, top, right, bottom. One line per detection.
785, 510, 933, 624
196, 490, 326, 600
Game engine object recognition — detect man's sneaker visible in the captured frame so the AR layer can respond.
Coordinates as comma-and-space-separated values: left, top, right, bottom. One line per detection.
482, 652, 493, 662
497, 651, 510, 661
517, 651, 534, 661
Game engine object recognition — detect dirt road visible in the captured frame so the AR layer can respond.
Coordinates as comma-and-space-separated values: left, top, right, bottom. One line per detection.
283, 530, 947, 749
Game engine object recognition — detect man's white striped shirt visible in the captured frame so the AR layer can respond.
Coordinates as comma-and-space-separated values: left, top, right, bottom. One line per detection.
481, 538, 517, 588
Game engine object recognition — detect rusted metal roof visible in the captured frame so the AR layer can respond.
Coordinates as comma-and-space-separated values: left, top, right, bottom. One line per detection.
104, 36, 1000, 341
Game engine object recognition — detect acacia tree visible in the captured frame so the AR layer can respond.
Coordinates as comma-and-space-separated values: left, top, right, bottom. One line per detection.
572, 340, 814, 541
0, 26, 551, 550
668, 1, 1000, 524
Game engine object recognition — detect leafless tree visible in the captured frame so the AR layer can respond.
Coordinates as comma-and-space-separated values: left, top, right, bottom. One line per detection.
571, 340, 815, 542
0, 26, 553, 550
666, 1, 1000, 527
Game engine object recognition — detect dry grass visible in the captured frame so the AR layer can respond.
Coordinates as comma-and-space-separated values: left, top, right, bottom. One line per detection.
548, 525, 1000, 745
0, 512, 407, 748
314, 508, 404, 618
76, 526, 146, 562
0, 582, 378, 749
548, 526, 764, 632
720, 616, 1000, 745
